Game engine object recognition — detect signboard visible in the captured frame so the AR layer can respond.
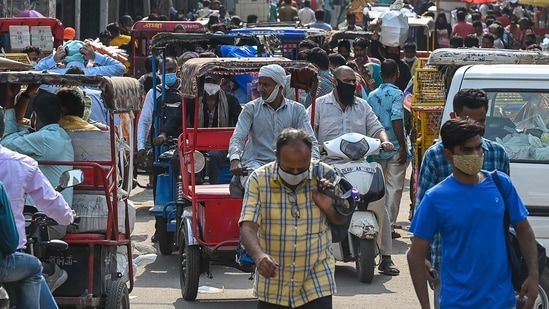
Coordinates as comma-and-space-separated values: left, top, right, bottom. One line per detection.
31, 26, 53, 51
9, 25, 30, 51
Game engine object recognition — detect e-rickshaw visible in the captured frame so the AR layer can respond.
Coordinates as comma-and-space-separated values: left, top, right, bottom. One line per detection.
130, 20, 205, 77
147, 32, 280, 256
0, 72, 142, 308
0, 17, 64, 56
176, 57, 319, 300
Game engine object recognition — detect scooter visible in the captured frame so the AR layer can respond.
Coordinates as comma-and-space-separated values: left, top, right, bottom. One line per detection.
323, 133, 386, 283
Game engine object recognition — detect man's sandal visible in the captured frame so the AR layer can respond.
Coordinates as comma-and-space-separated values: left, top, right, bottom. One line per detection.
378, 258, 400, 276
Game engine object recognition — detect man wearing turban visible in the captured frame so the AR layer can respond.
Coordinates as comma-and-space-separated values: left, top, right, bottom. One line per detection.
229, 64, 320, 177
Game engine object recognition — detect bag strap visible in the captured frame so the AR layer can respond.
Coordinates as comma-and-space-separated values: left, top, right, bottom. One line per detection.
313, 161, 356, 217
491, 170, 510, 228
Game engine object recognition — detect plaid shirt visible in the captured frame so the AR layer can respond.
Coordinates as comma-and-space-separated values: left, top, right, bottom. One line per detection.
415, 138, 510, 270
239, 161, 336, 307
317, 69, 334, 98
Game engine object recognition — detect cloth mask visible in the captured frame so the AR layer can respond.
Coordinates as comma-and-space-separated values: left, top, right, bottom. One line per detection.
263, 85, 280, 103
278, 167, 309, 186
204, 83, 221, 96
164, 73, 178, 87
404, 56, 417, 62
453, 154, 484, 175
336, 79, 356, 106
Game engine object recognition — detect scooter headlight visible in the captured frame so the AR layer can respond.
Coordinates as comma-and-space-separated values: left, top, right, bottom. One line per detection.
340, 138, 370, 161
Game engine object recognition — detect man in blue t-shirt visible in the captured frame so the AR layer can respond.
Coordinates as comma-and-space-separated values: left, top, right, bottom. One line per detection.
407, 118, 539, 309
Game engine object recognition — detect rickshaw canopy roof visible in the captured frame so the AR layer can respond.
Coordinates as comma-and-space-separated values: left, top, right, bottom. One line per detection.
428, 48, 549, 66
326, 30, 371, 48
0, 17, 64, 49
179, 57, 319, 98
229, 27, 327, 40
0, 57, 33, 70
0, 72, 142, 112
150, 32, 280, 51
131, 20, 205, 33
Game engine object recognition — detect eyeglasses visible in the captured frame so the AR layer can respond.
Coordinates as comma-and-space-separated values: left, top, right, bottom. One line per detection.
288, 192, 299, 218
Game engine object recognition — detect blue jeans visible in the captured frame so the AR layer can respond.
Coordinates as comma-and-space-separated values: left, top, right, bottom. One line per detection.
1, 252, 42, 309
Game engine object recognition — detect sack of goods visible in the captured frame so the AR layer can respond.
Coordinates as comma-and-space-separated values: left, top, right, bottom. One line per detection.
380, 9, 409, 47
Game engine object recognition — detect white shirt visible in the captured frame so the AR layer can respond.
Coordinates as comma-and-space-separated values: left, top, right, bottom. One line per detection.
0, 145, 73, 249
137, 87, 163, 151
308, 91, 384, 145
298, 7, 316, 25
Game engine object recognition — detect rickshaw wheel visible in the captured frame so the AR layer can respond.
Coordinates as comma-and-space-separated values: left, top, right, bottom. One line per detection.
156, 217, 174, 255
179, 223, 200, 301
106, 279, 130, 309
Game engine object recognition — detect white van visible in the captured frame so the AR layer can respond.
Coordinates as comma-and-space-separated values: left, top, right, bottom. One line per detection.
441, 64, 549, 304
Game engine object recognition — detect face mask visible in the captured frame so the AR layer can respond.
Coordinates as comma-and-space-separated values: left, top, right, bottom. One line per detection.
204, 83, 221, 96
336, 79, 356, 106
278, 166, 309, 186
263, 84, 280, 103
404, 56, 417, 62
30, 60, 37, 66
453, 154, 484, 175
164, 73, 178, 87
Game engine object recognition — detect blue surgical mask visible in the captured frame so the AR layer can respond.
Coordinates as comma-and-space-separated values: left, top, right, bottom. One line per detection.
164, 73, 178, 87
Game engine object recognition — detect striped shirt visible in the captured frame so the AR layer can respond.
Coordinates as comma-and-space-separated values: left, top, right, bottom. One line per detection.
239, 161, 336, 307
415, 138, 510, 271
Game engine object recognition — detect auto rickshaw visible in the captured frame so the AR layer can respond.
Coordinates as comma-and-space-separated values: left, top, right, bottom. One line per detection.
0, 72, 142, 308
175, 57, 319, 300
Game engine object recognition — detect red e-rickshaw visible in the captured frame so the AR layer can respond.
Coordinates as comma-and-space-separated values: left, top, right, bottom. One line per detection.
176, 57, 318, 300
130, 20, 205, 78
0, 72, 142, 308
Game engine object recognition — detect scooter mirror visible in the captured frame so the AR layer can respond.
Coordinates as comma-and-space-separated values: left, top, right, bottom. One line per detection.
57, 169, 84, 191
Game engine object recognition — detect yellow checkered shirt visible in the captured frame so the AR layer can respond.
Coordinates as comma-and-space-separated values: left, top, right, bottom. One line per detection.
239, 161, 337, 307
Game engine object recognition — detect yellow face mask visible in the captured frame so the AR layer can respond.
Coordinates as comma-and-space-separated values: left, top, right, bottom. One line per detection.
453, 154, 484, 175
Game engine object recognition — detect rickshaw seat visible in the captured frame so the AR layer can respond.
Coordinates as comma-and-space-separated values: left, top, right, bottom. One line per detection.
187, 184, 232, 199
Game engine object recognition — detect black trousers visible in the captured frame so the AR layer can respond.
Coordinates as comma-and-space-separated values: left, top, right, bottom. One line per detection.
257, 295, 332, 309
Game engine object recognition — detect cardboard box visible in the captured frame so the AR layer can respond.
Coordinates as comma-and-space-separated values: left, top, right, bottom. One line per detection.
71, 194, 135, 234
30, 26, 53, 51
9, 26, 30, 51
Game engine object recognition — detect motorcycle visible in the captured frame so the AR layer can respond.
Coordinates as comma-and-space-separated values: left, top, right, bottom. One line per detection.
24, 169, 84, 260
323, 132, 386, 283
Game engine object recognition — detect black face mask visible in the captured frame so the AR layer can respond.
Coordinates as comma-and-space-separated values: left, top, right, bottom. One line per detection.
336, 79, 356, 106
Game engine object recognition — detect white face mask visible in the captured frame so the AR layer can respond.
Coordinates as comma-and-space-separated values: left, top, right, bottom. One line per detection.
404, 56, 417, 62
204, 83, 221, 96
30, 60, 37, 66
263, 85, 280, 103
278, 166, 309, 186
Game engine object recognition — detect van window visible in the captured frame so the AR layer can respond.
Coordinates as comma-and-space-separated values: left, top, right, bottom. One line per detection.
485, 91, 549, 162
